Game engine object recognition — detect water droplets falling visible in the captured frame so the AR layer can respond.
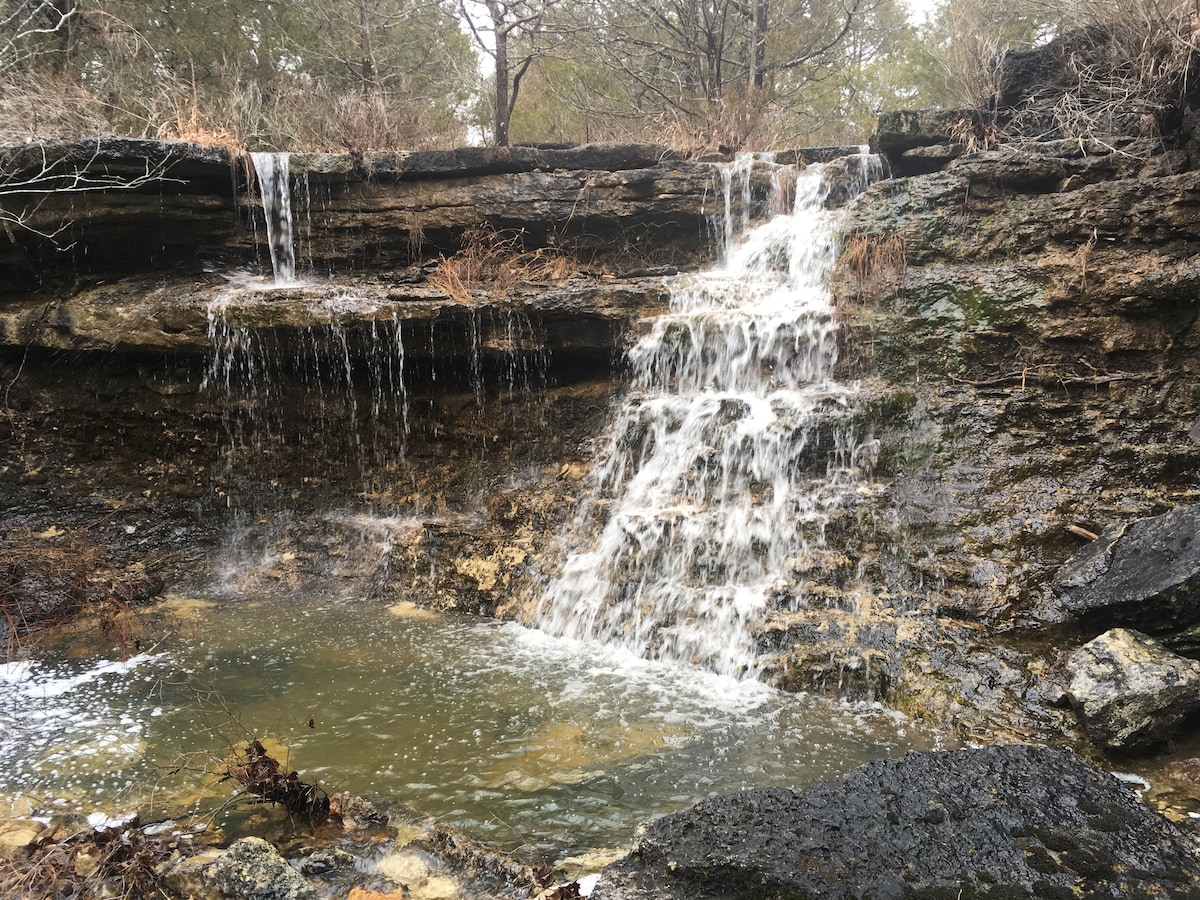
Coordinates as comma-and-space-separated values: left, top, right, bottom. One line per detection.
533, 152, 882, 679
201, 299, 413, 497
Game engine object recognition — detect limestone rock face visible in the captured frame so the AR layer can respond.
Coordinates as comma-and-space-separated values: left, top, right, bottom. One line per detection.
1053, 505, 1200, 636
815, 118, 1200, 742
593, 745, 1200, 899
1064, 628, 1200, 752
0, 138, 717, 294
871, 108, 987, 175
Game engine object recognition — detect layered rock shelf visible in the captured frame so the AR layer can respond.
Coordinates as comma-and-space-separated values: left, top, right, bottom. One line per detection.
7, 109, 1200, 882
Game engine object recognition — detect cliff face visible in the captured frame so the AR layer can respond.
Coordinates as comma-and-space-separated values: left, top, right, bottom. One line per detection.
0, 138, 724, 363
6, 127, 1200, 776
0, 139, 732, 632
780, 117, 1200, 753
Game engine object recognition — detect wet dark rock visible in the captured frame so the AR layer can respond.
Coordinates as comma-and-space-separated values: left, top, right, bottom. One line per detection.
367, 142, 677, 179
1052, 505, 1200, 636
297, 846, 355, 875
593, 745, 1200, 900
0, 138, 718, 293
1064, 628, 1200, 752
873, 108, 989, 156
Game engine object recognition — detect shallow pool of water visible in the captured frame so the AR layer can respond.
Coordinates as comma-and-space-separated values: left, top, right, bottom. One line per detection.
1, 590, 936, 859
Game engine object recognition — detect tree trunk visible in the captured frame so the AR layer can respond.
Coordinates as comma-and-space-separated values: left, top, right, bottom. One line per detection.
750, 0, 768, 90
491, 1, 511, 146
359, 0, 377, 96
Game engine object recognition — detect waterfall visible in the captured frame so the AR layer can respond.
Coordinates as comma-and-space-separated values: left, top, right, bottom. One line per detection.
533, 152, 880, 679
251, 152, 297, 284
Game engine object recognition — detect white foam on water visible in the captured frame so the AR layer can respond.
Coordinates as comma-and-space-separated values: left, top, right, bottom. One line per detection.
0, 654, 164, 805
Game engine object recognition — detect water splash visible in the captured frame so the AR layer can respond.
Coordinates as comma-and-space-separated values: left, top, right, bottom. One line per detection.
250, 152, 297, 284
533, 152, 881, 679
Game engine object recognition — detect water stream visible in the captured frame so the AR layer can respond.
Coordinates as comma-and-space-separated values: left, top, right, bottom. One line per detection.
0, 590, 929, 859
251, 152, 298, 284
534, 154, 879, 678
0, 151, 938, 862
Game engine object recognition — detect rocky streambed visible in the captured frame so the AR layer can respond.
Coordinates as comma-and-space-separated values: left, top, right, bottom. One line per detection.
3, 118, 1200, 895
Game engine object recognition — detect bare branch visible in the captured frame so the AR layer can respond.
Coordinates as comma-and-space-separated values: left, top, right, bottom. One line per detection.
0, 140, 184, 247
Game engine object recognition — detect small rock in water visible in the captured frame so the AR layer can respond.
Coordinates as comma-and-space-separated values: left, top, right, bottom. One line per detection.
0, 817, 49, 860
329, 792, 389, 830
1064, 628, 1200, 752
298, 846, 356, 875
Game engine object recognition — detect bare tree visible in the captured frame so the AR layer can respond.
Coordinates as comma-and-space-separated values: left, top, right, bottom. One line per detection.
545, 0, 878, 149
459, 0, 560, 146
1, 0, 79, 78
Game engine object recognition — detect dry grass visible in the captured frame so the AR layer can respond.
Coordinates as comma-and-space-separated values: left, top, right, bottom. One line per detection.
0, 820, 188, 899
834, 234, 908, 306
156, 93, 244, 150
1040, 12, 1198, 143
949, 115, 1002, 153
0, 73, 111, 144
0, 526, 149, 661
983, 2, 1200, 146
428, 225, 578, 305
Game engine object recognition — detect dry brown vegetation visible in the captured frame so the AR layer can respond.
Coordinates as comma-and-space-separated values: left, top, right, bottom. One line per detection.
833, 233, 908, 306
1002, 10, 1200, 144
222, 740, 332, 825
428, 225, 579, 305
0, 818, 189, 899
0, 527, 152, 661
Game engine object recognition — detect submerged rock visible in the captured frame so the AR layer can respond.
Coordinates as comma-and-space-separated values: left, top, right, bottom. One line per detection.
1053, 505, 1200, 636
1064, 628, 1200, 752
593, 745, 1200, 899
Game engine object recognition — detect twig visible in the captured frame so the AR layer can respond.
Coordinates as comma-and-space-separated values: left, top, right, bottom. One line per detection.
949, 370, 1155, 388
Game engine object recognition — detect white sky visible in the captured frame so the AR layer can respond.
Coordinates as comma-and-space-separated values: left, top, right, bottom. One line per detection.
904, 0, 940, 25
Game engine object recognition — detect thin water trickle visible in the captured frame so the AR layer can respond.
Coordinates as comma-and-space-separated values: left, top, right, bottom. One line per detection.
201, 293, 416, 496
534, 153, 881, 678
251, 152, 297, 284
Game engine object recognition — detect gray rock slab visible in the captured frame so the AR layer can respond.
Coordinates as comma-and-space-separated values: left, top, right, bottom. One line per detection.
593, 745, 1200, 899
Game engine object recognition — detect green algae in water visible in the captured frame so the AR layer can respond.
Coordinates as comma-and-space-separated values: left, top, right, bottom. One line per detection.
0, 592, 935, 859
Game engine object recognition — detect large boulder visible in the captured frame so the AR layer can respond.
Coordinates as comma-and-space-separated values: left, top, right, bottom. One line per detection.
1063, 628, 1200, 752
1052, 504, 1200, 636
593, 745, 1200, 899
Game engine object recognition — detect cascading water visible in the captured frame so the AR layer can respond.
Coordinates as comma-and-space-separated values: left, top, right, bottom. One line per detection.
250, 152, 297, 284
534, 152, 881, 679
